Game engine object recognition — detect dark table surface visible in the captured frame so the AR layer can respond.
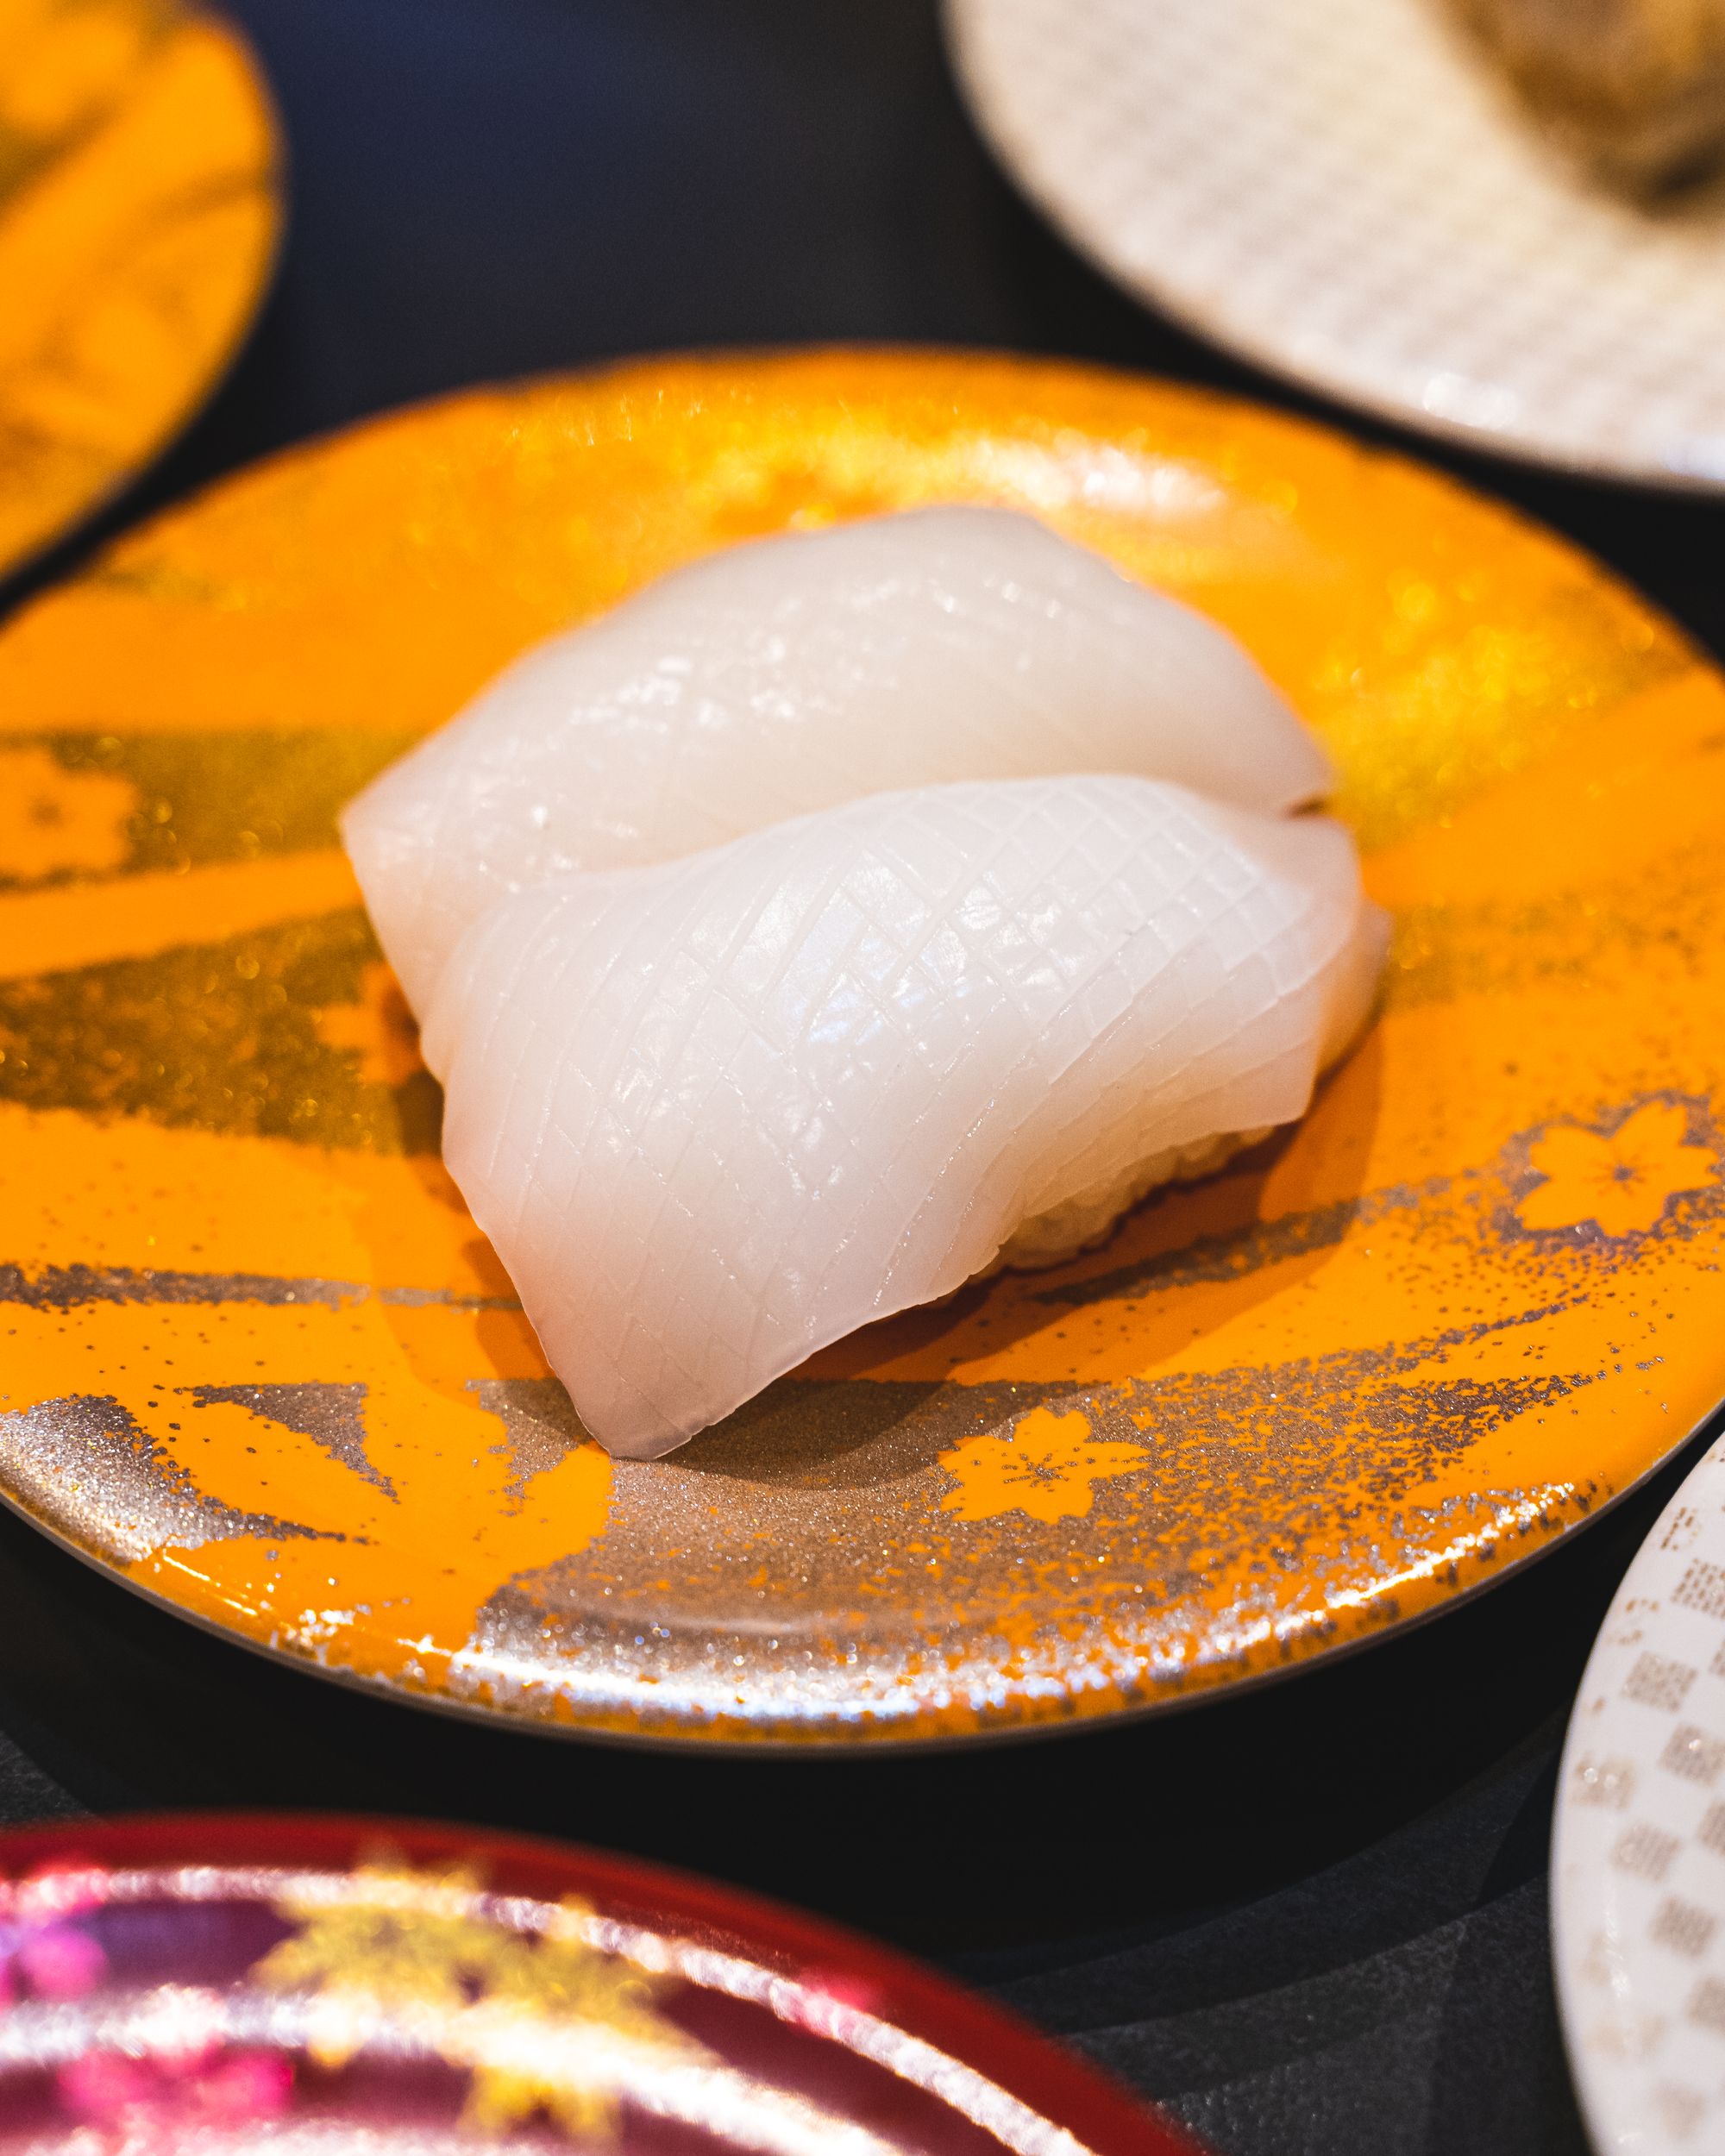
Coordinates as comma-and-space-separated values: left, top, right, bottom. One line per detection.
7, 4, 1725, 2150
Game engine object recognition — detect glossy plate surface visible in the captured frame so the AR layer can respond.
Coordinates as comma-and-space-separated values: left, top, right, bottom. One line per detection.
948, 0, 1725, 487
0, 0, 279, 579
1, 349, 1724, 1746
0, 1810, 1194, 2151
1553, 1432, 1725, 2153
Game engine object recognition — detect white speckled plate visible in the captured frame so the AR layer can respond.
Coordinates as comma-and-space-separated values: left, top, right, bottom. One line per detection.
1553, 1427, 1725, 2152
945, 0, 1725, 488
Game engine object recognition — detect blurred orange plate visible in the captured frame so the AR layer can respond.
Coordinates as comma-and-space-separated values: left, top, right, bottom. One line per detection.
0, 0, 280, 580
0, 348, 1722, 1748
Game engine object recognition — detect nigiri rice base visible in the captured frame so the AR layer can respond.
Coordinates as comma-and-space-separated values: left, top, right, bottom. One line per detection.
984, 1125, 1270, 1276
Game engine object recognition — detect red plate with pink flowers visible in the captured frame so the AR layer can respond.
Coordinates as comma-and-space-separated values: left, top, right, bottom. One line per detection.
0, 1812, 1198, 2153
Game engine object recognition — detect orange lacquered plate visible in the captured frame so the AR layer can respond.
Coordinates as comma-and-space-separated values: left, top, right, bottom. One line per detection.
0, 0, 280, 580
0, 348, 1721, 1749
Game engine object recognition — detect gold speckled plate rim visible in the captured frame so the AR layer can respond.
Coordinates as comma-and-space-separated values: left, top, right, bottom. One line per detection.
5, 1399, 1721, 1756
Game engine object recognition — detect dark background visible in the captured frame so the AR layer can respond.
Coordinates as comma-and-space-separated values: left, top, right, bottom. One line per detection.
6, 3, 1725, 2149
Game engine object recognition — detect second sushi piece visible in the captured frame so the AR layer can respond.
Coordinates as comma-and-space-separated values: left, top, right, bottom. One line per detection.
423, 776, 1383, 1460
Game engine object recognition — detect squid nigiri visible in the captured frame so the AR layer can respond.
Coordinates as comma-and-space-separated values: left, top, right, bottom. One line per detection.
343, 507, 1329, 1011
421, 777, 1385, 1460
